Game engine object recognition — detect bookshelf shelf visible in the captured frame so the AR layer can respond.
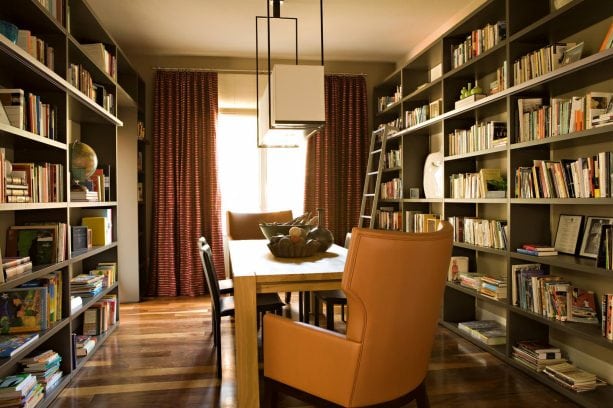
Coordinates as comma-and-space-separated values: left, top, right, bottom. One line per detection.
439, 321, 507, 359
70, 282, 119, 318
0, 2, 139, 402
371, 1, 613, 403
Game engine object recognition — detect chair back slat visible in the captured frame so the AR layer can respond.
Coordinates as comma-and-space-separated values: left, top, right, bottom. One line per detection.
198, 236, 222, 313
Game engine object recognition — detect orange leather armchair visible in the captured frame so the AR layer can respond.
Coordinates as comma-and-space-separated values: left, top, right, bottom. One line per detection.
226, 210, 293, 240
263, 223, 453, 407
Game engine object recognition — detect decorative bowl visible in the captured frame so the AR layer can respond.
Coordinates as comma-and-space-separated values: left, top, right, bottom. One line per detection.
259, 223, 312, 241
0, 20, 18, 44
267, 237, 320, 258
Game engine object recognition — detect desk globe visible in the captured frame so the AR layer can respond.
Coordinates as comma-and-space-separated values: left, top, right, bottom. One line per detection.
70, 141, 98, 191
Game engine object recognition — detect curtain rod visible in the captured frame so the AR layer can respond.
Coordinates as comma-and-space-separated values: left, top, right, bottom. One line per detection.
152, 67, 367, 76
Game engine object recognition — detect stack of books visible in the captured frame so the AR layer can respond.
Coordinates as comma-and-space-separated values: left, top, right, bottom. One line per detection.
479, 275, 507, 300
0, 373, 43, 408
458, 272, 483, 290
20, 349, 63, 394
543, 362, 604, 392
71, 190, 98, 202
512, 340, 566, 372
70, 274, 104, 297
516, 244, 558, 257
4, 171, 30, 203
458, 320, 506, 345
2, 256, 32, 282
75, 335, 96, 357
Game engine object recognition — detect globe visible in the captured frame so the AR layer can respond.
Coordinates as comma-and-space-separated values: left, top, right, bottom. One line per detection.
70, 141, 98, 190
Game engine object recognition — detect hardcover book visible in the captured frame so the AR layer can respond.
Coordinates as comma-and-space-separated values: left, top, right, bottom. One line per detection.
0, 333, 39, 357
0, 287, 48, 333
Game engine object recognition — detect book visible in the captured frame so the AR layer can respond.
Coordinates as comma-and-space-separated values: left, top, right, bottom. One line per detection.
599, 21, 613, 51
0, 287, 48, 333
567, 287, 598, 324
0, 333, 39, 357
516, 247, 559, 256
81, 216, 111, 246
0, 373, 36, 399
20, 349, 61, 371
521, 244, 556, 252
0, 89, 24, 129
516, 340, 561, 360
448, 256, 469, 282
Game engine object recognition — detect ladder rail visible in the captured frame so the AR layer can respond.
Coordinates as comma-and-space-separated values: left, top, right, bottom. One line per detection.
358, 128, 387, 229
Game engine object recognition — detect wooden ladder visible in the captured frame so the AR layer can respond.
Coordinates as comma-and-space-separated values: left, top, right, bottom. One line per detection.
359, 127, 387, 228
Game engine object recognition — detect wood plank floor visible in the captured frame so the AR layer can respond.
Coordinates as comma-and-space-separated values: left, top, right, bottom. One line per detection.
50, 296, 580, 408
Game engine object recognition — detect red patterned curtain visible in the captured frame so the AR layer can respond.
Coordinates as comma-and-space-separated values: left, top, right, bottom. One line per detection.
304, 75, 369, 244
148, 70, 224, 297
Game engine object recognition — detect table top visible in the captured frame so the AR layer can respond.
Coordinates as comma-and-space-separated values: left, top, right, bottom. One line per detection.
228, 239, 347, 282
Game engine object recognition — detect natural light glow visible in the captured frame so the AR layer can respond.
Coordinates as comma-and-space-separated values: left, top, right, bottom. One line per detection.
217, 112, 306, 219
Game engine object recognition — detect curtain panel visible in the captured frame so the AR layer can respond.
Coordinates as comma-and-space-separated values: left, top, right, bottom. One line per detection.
148, 70, 224, 297
304, 75, 369, 244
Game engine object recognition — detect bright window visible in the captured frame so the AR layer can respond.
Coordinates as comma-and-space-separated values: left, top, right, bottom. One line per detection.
216, 111, 306, 219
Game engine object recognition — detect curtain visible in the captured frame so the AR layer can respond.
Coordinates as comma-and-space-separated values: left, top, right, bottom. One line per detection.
304, 75, 369, 245
148, 70, 224, 297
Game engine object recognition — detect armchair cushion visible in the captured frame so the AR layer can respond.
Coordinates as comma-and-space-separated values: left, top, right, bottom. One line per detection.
264, 314, 361, 406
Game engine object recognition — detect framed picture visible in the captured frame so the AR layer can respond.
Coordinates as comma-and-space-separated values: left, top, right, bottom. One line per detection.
554, 214, 584, 255
579, 216, 613, 258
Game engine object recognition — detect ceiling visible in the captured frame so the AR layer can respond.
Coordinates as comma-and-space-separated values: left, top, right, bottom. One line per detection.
87, 0, 477, 63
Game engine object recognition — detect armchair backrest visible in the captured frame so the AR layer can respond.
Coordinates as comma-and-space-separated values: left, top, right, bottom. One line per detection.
198, 237, 221, 313
226, 210, 293, 240
341, 222, 453, 406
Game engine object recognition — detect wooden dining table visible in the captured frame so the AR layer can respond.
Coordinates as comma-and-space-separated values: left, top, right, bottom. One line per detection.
228, 239, 348, 407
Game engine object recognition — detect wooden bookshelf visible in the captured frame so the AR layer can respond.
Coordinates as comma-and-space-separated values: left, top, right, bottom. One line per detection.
0, 0, 142, 404
371, 0, 613, 405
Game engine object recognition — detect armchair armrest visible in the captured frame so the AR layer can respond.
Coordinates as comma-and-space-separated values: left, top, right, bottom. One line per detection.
263, 314, 361, 406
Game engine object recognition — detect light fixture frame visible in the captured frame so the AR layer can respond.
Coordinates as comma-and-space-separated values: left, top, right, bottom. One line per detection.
255, 0, 325, 148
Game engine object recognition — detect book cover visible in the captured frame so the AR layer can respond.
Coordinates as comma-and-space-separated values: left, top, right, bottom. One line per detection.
0, 333, 39, 357
0, 287, 48, 333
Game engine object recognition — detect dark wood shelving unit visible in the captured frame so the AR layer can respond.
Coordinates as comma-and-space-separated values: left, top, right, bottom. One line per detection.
371, 1, 613, 405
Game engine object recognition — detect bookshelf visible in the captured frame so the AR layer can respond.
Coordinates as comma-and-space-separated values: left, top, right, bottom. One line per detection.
371, 0, 613, 406
0, 0, 142, 404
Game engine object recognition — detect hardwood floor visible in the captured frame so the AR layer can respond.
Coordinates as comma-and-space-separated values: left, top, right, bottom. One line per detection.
50, 296, 579, 408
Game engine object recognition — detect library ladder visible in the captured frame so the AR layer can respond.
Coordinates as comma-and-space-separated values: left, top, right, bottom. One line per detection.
358, 127, 387, 228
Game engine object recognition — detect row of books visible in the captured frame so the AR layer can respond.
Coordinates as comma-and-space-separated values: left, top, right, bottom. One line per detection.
376, 207, 401, 231
35, 0, 64, 26
447, 216, 508, 250
488, 61, 508, 95
6, 223, 67, 266
405, 211, 440, 233
82, 294, 117, 336
0, 89, 58, 140
447, 121, 507, 156
378, 118, 402, 131
377, 85, 401, 112
448, 168, 504, 199
514, 152, 613, 199
516, 93, 612, 143
384, 148, 401, 169
457, 319, 506, 345
380, 178, 401, 199
511, 263, 599, 324
80, 43, 117, 80
68, 64, 115, 114
16, 28, 55, 71
512, 42, 581, 85
404, 104, 430, 128
450, 267, 507, 301
450, 20, 506, 69
0, 271, 62, 334
0, 159, 65, 204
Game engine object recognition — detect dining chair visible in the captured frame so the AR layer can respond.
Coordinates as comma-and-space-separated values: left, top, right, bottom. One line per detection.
262, 223, 453, 407
226, 210, 295, 304
313, 232, 351, 330
197, 237, 284, 378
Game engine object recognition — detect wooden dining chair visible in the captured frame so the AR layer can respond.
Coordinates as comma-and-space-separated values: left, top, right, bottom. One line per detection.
226, 210, 295, 303
262, 223, 453, 406
313, 232, 351, 330
197, 237, 284, 378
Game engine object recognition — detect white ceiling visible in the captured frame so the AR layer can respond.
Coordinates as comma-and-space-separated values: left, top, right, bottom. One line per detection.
87, 0, 478, 63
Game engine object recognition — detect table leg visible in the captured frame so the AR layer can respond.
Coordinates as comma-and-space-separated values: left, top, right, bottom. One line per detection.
234, 275, 259, 407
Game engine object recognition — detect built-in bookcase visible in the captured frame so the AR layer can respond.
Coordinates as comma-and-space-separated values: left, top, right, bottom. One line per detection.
372, 0, 613, 406
0, 0, 142, 405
